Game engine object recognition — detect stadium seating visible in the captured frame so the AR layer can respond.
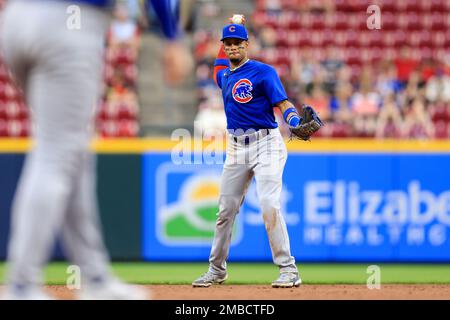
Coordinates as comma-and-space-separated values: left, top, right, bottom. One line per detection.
0, 4, 141, 138
246, 0, 450, 138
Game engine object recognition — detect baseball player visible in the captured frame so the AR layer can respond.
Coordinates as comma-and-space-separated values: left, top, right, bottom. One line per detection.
1, 0, 190, 299
192, 16, 322, 288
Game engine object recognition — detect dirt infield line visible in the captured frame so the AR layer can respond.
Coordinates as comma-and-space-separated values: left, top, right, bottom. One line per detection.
33, 284, 450, 300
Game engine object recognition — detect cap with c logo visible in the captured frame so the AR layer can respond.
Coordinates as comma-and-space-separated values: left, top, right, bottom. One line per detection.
221, 24, 249, 41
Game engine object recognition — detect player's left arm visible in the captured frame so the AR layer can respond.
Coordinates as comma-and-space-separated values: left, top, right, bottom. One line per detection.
276, 100, 302, 128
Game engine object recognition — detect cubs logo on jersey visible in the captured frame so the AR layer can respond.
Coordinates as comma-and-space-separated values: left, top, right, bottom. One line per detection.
232, 79, 253, 103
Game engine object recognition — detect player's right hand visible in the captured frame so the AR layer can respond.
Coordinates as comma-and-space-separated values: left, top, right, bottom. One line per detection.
163, 40, 194, 86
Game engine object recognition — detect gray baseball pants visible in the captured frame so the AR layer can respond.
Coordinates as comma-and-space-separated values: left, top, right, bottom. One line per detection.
208, 128, 298, 275
1, 0, 112, 287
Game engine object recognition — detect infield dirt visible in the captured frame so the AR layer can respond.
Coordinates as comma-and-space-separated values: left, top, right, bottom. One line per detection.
44, 284, 450, 300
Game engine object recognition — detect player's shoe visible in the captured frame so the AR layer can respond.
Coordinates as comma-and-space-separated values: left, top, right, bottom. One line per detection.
271, 272, 302, 288
1, 284, 54, 300
77, 279, 150, 300
192, 272, 228, 287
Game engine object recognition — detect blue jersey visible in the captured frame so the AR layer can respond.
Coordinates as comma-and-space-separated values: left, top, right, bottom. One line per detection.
216, 60, 287, 131
55, 0, 180, 40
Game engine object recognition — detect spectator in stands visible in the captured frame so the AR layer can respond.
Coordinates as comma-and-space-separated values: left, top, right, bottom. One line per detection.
426, 67, 450, 103
259, 27, 277, 48
350, 67, 381, 137
395, 46, 418, 87
194, 31, 218, 64
402, 97, 434, 139
404, 70, 425, 106
263, 0, 282, 14
320, 45, 344, 94
194, 91, 227, 138
330, 81, 353, 124
303, 84, 331, 121
375, 92, 403, 139
120, 0, 148, 29
108, 3, 141, 58
375, 62, 402, 98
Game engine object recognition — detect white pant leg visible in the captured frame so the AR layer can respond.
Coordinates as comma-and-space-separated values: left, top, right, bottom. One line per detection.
61, 152, 114, 285
209, 137, 254, 275
253, 129, 297, 273
2, 1, 110, 286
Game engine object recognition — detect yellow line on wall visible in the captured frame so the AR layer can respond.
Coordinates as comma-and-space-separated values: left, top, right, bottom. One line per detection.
1, 138, 450, 153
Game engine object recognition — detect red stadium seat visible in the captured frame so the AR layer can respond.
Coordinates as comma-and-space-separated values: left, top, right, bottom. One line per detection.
263, 12, 280, 29
382, 12, 396, 31
0, 104, 6, 120
434, 121, 449, 139
299, 12, 312, 29
420, 0, 432, 12
406, 12, 423, 31
296, 31, 311, 47
275, 48, 290, 65
430, 0, 445, 12
431, 13, 446, 31
311, 14, 326, 30
7, 119, 29, 137
0, 119, 7, 136
344, 30, 359, 47
15, 103, 28, 120
394, 1, 408, 12
406, 0, 421, 12
418, 31, 433, 48
355, 14, 368, 30
380, 0, 396, 13
330, 122, 352, 138
286, 11, 302, 30
334, 31, 347, 47
368, 30, 384, 47
431, 103, 449, 123
311, 31, 324, 47
393, 30, 408, 48
334, 12, 349, 30
406, 31, 421, 48
382, 121, 402, 139
445, 30, 450, 47
117, 120, 138, 137
432, 32, 446, 48
322, 30, 336, 47
396, 13, 408, 30
276, 29, 289, 47
98, 120, 118, 137
345, 47, 362, 66
382, 31, 396, 48
117, 104, 136, 120
324, 12, 336, 30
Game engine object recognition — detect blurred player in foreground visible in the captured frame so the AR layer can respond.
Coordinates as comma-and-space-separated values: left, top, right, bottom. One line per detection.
192, 15, 322, 288
0, 0, 191, 299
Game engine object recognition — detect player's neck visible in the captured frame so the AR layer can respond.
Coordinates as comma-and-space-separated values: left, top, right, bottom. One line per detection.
230, 57, 250, 71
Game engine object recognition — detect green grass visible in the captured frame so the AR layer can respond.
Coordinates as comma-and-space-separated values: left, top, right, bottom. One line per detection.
1, 262, 450, 285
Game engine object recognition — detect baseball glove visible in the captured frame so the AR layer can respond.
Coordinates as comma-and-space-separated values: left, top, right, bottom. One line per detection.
289, 104, 324, 141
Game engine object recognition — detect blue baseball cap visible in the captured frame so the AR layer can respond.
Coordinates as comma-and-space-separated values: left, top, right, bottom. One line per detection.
221, 24, 249, 41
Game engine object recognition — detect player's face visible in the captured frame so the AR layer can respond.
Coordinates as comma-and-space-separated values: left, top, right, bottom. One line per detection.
223, 38, 248, 64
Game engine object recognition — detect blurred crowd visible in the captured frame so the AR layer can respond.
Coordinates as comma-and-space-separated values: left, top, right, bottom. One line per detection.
0, 0, 144, 137
1, 0, 450, 139
96, 1, 143, 137
194, 0, 450, 139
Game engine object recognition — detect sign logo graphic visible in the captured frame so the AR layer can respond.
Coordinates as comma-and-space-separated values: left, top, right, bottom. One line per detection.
157, 171, 241, 245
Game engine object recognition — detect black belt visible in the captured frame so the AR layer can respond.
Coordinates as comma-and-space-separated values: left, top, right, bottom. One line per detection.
232, 129, 271, 145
